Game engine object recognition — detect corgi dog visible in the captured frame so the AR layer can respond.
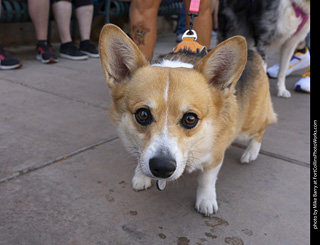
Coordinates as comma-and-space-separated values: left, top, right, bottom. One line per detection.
99, 24, 277, 216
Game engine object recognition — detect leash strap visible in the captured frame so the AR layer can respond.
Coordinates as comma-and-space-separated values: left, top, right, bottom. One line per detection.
189, 0, 200, 14
188, 0, 200, 32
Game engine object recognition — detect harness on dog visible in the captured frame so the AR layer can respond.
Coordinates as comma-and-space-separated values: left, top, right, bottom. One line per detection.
292, 3, 309, 36
173, 0, 207, 54
173, 30, 207, 54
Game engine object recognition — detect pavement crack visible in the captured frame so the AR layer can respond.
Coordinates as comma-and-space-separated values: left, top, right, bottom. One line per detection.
1, 138, 308, 185
0, 136, 119, 184
231, 142, 309, 168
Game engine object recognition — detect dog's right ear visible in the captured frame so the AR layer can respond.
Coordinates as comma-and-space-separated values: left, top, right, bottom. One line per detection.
99, 24, 149, 88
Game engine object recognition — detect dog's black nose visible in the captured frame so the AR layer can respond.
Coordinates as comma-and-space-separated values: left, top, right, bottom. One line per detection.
149, 157, 176, 178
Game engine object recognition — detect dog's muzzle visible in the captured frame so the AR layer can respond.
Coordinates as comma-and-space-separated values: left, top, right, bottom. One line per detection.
149, 156, 176, 179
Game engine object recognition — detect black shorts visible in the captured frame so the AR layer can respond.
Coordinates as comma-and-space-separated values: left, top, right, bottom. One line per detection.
51, 0, 93, 8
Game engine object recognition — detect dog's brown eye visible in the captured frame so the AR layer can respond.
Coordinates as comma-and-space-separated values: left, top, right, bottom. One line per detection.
135, 108, 153, 126
181, 113, 199, 129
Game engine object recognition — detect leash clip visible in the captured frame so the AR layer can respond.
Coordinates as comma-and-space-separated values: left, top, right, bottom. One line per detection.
182, 29, 198, 41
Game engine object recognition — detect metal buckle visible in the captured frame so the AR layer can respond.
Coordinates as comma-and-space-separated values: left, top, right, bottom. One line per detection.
182, 29, 198, 41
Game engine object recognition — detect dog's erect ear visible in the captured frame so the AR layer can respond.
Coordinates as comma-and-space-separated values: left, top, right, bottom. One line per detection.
194, 36, 247, 95
99, 24, 149, 88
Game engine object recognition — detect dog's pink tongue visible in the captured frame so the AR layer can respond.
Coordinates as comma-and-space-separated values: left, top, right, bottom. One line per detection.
156, 180, 166, 191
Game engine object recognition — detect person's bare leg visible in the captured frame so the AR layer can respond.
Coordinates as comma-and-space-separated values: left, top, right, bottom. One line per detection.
76, 4, 99, 58
52, 1, 72, 43
75, 4, 94, 41
28, 0, 58, 63
211, 0, 219, 31
129, 0, 162, 61
184, 0, 212, 49
28, 0, 50, 41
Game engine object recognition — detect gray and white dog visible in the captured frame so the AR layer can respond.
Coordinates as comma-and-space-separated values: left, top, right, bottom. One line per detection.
217, 0, 310, 98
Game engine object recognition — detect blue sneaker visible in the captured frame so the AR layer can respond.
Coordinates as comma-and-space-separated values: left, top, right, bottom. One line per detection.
295, 67, 310, 93
0, 45, 22, 70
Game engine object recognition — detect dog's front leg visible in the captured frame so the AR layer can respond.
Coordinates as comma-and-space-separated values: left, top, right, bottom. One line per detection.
132, 166, 152, 191
277, 40, 297, 98
195, 161, 223, 216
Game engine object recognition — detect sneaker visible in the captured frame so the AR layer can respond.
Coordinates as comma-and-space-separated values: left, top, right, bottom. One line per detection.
267, 47, 310, 78
60, 42, 88, 60
79, 40, 99, 58
0, 45, 23, 70
295, 67, 310, 93
36, 41, 58, 64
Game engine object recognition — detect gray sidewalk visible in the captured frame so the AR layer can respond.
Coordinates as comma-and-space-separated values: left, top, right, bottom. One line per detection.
0, 32, 310, 245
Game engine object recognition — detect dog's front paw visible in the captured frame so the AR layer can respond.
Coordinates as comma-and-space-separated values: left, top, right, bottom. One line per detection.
195, 197, 218, 217
196, 162, 222, 216
132, 174, 152, 191
277, 88, 291, 98
195, 188, 218, 216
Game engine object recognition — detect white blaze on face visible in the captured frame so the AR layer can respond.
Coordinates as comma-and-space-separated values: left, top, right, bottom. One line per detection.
163, 75, 170, 135
139, 74, 185, 180
164, 75, 170, 102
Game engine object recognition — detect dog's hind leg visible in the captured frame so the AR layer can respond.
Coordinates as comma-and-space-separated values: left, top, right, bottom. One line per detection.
256, 43, 269, 72
240, 137, 261, 163
276, 39, 300, 98
240, 92, 277, 163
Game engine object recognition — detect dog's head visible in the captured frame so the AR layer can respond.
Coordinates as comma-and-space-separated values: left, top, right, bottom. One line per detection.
99, 24, 246, 181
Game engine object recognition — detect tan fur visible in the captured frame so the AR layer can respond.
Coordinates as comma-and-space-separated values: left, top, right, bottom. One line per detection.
99, 24, 276, 216
236, 53, 277, 143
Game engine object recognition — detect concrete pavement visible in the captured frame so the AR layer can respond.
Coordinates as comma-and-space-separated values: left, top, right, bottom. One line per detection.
0, 32, 310, 244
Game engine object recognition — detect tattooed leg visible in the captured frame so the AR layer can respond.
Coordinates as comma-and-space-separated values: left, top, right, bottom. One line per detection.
131, 22, 150, 46
129, 0, 161, 61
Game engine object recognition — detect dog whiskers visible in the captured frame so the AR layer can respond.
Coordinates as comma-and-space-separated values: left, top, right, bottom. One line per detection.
124, 145, 141, 159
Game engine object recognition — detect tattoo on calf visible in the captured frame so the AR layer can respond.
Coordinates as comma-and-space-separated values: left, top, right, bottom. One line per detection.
132, 22, 150, 46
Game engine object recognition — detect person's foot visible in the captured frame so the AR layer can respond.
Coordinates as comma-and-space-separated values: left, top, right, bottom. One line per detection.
60, 42, 88, 60
79, 40, 99, 58
0, 45, 23, 70
295, 67, 310, 93
267, 47, 310, 78
36, 41, 58, 64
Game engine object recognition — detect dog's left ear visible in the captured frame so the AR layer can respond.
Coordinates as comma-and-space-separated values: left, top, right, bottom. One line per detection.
99, 24, 149, 89
194, 36, 247, 95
